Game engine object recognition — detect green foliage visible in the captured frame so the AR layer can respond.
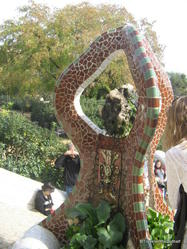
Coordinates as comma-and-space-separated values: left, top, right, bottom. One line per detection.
0, 95, 59, 131
0, 1, 163, 97
139, 18, 164, 62
80, 92, 137, 137
168, 72, 187, 97
0, 95, 15, 110
0, 109, 66, 189
62, 201, 128, 249
147, 207, 174, 249
80, 96, 105, 130
31, 100, 57, 129
11, 95, 34, 112
0, 95, 34, 112
84, 82, 110, 100
83, 53, 135, 99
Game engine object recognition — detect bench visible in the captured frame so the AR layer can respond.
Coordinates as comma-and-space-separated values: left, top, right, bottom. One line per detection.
0, 168, 66, 249
0, 168, 66, 211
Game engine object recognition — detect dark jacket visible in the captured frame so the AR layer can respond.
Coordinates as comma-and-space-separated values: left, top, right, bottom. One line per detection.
35, 190, 53, 216
55, 154, 80, 186
171, 184, 187, 249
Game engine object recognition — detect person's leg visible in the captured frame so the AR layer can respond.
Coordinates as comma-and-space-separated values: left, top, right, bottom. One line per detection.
66, 185, 73, 195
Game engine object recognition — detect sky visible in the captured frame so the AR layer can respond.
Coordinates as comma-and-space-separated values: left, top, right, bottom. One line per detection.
0, 0, 187, 75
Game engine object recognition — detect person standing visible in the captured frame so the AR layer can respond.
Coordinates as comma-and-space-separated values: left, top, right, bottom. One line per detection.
154, 160, 167, 198
164, 96, 187, 249
55, 143, 80, 195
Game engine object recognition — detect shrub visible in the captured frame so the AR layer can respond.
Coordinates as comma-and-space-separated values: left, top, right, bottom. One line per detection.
12, 96, 33, 112
2, 95, 59, 131
0, 109, 66, 189
31, 100, 57, 129
147, 207, 174, 249
0, 95, 15, 110
62, 201, 128, 249
80, 96, 105, 130
0, 95, 39, 113
84, 83, 110, 100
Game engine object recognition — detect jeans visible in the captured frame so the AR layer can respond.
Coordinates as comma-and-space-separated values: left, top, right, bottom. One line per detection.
66, 185, 73, 196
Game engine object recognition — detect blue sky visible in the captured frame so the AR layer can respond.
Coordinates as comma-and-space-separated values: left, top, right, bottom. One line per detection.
0, 0, 187, 75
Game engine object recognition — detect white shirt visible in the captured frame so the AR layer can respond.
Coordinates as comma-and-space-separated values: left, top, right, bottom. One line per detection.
165, 140, 187, 209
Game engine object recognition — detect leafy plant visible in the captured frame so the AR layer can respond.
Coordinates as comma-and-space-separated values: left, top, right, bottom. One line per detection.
80, 96, 105, 130
31, 100, 57, 129
61, 201, 128, 249
0, 109, 66, 189
168, 72, 187, 97
147, 207, 174, 249
0, 1, 163, 97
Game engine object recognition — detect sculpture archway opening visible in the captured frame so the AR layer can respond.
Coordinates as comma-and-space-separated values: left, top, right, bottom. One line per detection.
80, 49, 138, 137
41, 25, 174, 249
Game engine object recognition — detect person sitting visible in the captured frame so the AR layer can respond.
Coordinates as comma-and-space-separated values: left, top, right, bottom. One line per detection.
154, 160, 167, 197
35, 182, 55, 216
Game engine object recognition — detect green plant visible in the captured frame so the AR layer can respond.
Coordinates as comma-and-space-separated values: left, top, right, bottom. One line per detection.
11, 96, 33, 112
62, 201, 128, 249
84, 83, 111, 100
147, 207, 174, 249
1, 101, 14, 110
0, 109, 66, 189
31, 100, 57, 129
80, 96, 105, 130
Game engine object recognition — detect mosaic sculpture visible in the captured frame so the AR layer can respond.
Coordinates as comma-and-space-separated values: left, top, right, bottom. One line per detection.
41, 25, 174, 249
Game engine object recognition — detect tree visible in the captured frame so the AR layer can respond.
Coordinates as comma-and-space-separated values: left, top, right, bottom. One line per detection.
168, 72, 187, 96
0, 1, 54, 95
0, 1, 164, 97
139, 18, 165, 62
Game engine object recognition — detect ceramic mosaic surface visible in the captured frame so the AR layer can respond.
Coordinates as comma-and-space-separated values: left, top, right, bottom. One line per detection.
41, 25, 174, 249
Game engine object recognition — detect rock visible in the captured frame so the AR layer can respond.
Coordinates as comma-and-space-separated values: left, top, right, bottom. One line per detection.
101, 84, 137, 136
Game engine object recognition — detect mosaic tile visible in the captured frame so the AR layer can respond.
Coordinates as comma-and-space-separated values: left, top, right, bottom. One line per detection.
38, 24, 175, 248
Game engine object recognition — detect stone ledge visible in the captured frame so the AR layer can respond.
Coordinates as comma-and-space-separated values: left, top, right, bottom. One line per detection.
0, 168, 66, 210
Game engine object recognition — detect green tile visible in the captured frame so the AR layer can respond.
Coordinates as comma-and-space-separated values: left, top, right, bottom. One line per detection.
144, 126, 156, 137
133, 166, 144, 176
147, 107, 160, 119
134, 202, 145, 212
132, 34, 143, 44
132, 183, 144, 194
135, 151, 144, 162
146, 86, 160, 98
126, 25, 135, 34
140, 57, 151, 66
135, 46, 146, 56
139, 139, 149, 150
144, 69, 157, 80
136, 219, 148, 231
46, 214, 52, 223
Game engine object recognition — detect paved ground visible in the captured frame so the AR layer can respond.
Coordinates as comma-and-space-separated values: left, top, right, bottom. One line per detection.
0, 202, 45, 249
